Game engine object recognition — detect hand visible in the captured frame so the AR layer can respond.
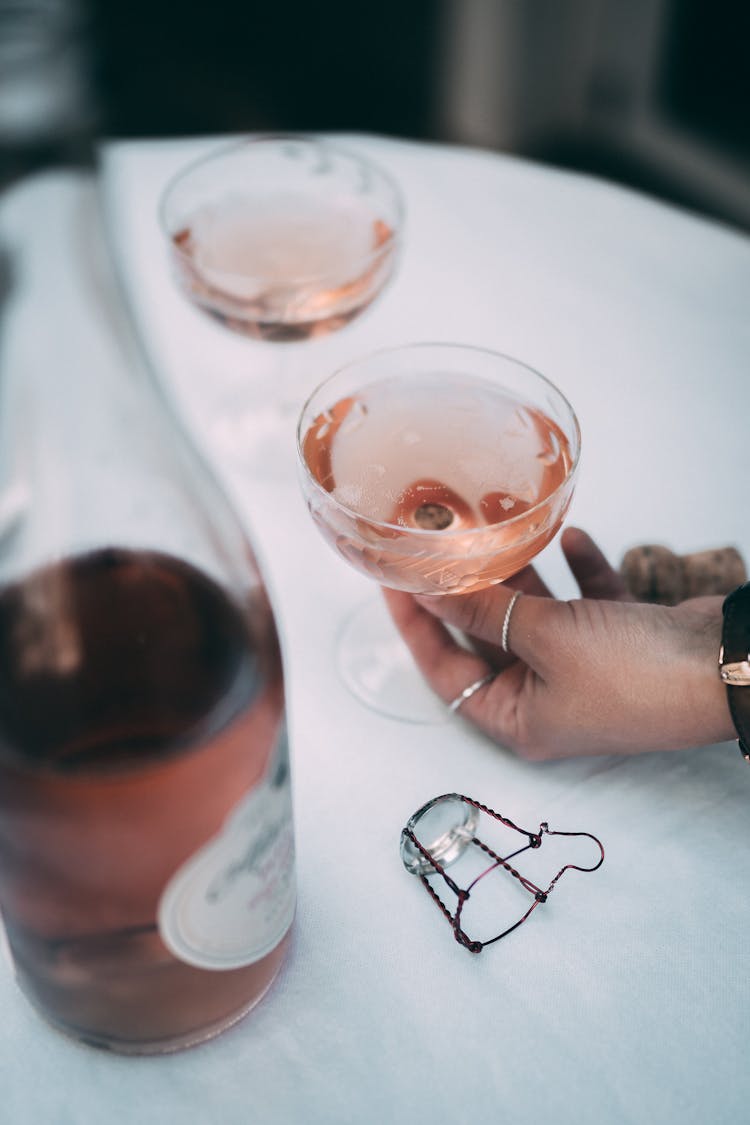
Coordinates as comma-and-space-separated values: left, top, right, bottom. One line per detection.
382, 528, 733, 759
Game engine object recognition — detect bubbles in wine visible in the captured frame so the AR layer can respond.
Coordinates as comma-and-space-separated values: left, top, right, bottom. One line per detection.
303, 374, 573, 531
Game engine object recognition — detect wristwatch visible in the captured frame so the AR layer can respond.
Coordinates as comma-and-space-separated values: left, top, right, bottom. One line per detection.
719, 582, 750, 761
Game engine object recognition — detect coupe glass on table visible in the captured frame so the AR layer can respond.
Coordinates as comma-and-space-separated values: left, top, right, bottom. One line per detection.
297, 343, 581, 722
159, 134, 404, 428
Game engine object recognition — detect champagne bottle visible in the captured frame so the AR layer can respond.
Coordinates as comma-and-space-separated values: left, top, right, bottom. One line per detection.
0, 175, 295, 1053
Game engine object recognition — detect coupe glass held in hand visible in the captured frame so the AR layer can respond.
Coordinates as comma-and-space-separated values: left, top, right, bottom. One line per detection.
296, 343, 581, 721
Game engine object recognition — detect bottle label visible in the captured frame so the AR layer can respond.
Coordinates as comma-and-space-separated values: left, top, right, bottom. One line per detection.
157, 734, 295, 971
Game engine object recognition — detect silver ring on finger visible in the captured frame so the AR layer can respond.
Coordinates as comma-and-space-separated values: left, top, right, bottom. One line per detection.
501, 590, 522, 654
447, 671, 496, 714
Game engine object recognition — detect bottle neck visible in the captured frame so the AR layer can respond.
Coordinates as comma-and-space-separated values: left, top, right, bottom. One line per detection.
0, 174, 253, 597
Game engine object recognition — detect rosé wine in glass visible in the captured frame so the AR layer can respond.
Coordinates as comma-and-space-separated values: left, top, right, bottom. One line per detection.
295, 344, 580, 722
298, 345, 580, 598
160, 136, 403, 343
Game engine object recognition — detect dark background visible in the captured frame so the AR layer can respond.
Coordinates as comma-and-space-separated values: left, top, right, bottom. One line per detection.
88, 0, 442, 141
1, 0, 748, 232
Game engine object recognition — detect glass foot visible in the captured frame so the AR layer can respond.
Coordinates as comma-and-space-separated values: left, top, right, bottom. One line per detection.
335, 597, 449, 724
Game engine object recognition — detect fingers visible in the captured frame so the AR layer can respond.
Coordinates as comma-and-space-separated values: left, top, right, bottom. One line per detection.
382, 588, 530, 741
507, 565, 553, 599
382, 588, 491, 699
382, 528, 629, 748
450, 565, 553, 669
409, 580, 567, 677
562, 527, 633, 601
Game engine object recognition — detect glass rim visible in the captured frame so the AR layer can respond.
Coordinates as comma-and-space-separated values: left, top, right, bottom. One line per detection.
157, 132, 405, 288
296, 341, 582, 542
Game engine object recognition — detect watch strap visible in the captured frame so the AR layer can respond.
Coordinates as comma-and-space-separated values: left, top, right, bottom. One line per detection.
720, 582, 750, 761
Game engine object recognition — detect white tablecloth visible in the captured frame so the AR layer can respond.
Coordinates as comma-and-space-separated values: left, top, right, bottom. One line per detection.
1, 134, 750, 1125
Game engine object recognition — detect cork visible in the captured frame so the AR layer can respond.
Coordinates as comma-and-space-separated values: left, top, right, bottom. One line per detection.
620, 544, 747, 605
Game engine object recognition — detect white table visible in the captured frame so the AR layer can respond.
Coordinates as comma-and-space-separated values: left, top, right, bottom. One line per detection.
1, 135, 749, 1125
